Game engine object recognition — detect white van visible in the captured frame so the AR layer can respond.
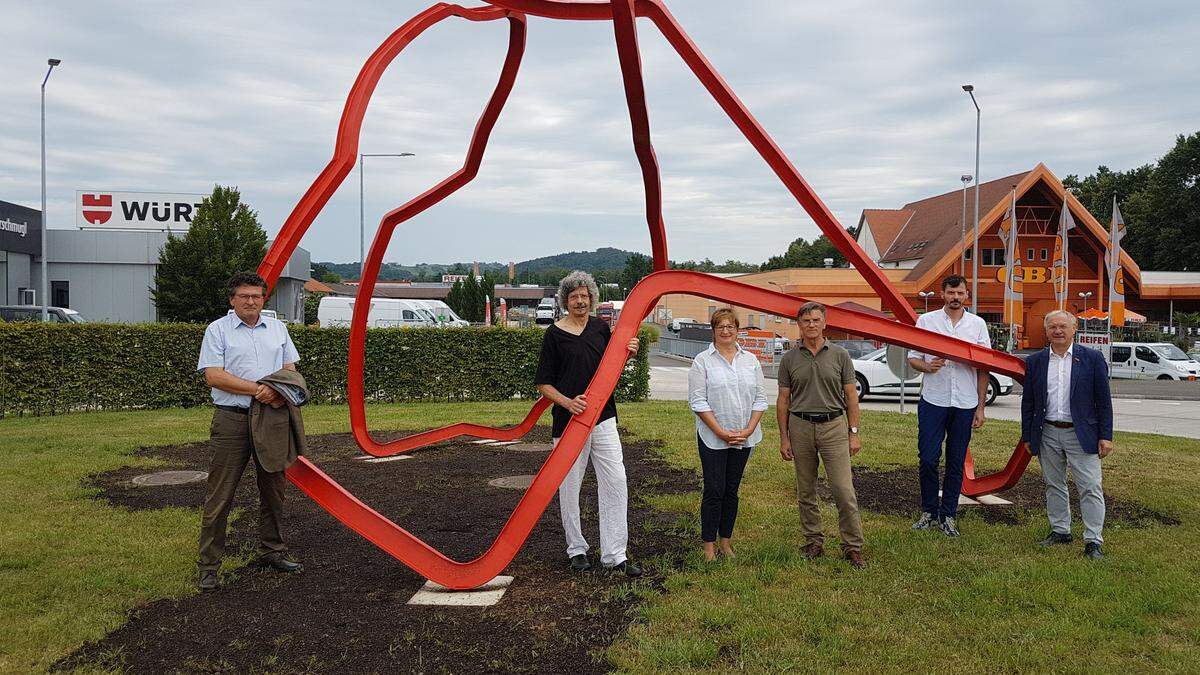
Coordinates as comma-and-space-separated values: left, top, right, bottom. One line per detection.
535, 297, 559, 325
317, 297, 436, 328
414, 300, 469, 327
669, 317, 697, 333
1109, 342, 1200, 380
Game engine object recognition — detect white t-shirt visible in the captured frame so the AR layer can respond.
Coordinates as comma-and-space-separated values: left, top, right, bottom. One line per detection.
911, 308, 991, 409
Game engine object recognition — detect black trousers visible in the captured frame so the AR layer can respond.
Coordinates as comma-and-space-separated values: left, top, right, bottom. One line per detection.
698, 436, 753, 542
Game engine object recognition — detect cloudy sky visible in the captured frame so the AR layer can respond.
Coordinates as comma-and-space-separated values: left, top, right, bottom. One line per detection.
3, 1, 1198, 267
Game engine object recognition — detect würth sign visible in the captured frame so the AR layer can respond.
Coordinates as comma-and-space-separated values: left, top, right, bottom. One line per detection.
76, 191, 206, 231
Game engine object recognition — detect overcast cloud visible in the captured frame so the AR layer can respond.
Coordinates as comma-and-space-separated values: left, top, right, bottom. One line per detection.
3, 1, 1198, 266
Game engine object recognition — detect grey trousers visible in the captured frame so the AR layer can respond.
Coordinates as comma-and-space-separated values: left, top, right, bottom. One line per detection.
1038, 423, 1105, 544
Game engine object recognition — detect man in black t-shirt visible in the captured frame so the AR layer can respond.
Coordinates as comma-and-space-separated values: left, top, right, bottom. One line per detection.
535, 270, 642, 577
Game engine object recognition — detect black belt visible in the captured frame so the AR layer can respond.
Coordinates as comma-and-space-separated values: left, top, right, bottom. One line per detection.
216, 404, 250, 414
1045, 420, 1074, 429
792, 410, 843, 423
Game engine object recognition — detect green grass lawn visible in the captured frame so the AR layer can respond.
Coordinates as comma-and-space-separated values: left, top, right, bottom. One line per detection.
1, 401, 1197, 673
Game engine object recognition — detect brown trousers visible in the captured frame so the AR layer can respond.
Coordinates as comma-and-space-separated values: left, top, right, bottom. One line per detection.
198, 409, 287, 571
789, 416, 864, 552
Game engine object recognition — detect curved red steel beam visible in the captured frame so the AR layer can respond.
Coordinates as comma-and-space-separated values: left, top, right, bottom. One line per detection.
285, 271, 1027, 589
255, 2, 1030, 589
347, 12, 531, 455
257, 2, 518, 289
609, 0, 668, 270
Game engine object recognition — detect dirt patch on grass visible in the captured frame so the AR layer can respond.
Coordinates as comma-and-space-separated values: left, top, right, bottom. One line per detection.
59, 426, 696, 674
836, 465, 1181, 527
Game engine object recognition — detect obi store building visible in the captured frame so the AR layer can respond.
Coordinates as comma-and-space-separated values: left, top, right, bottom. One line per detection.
651, 164, 1200, 349
0, 198, 309, 323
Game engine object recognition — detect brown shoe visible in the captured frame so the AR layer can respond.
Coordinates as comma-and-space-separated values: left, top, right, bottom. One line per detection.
801, 542, 824, 560
844, 550, 866, 569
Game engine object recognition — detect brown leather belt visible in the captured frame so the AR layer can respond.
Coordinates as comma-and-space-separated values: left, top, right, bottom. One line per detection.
1045, 420, 1074, 429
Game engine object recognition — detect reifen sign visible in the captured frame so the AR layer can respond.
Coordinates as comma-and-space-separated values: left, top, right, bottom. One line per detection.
76, 191, 206, 231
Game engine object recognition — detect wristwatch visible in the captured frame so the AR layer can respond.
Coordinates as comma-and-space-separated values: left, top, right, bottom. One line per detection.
849, 426, 859, 434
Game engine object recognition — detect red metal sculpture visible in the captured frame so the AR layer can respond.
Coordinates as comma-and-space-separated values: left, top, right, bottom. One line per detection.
257, 0, 1030, 589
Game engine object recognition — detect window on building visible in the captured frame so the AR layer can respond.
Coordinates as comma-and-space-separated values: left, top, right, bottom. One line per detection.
52, 281, 69, 308
1040, 248, 1049, 261
981, 248, 1006, 266
1027, 248, 1035, 262
964, 249, 972, 260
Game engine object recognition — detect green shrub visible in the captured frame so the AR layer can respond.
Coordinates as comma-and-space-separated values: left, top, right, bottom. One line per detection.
0, 324, 653, 417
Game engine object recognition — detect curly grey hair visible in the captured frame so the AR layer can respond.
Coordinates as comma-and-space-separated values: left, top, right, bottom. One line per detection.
556, 270, 600, 312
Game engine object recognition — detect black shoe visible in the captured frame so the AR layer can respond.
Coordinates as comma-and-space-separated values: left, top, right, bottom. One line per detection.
260, 551, 303, 573
569, 553, 591, 571
1083, 542, 1104, 560
196, 569, 220, 592
608, 560, 643, 577
1039, 531, 1073, 547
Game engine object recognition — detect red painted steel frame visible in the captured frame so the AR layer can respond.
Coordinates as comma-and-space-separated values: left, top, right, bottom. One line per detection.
256, 1, 1030, 588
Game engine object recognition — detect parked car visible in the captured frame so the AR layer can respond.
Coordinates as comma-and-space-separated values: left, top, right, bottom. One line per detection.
851, 348, 1014, 406
535, 297, 559, 326
668, 317, 697, 333
0, 305, 88, 323
832, 339, 880, 359
1109, 342, 1200, 380
413, 300, 469, 327
317, 297, 437, 328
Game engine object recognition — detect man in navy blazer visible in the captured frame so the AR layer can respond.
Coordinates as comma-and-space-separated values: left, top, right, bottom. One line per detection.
1021, 309, 1114, 560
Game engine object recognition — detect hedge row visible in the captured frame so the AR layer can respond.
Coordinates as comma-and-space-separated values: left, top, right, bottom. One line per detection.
0, 324, 654, 417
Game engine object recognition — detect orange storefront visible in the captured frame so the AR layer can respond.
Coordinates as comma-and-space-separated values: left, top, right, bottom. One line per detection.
652, 164, 1200, 348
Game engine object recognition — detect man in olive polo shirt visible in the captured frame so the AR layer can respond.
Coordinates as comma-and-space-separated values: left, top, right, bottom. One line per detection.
776, 301, 866, 568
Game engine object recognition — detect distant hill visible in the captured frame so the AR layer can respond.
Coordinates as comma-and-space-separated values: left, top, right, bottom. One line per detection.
316, 247, 638, 281
515, 247, 635, 274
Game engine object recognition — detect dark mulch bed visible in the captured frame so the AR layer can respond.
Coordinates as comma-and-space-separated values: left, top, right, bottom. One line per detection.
57, 426, 696, 674
837, 464, 1180, 527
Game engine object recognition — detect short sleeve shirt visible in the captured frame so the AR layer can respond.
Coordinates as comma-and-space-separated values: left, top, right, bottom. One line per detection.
910, 309, 991, 409
777, 342, 855, 413
534, 316, 617, 438
197, 312, 300, 407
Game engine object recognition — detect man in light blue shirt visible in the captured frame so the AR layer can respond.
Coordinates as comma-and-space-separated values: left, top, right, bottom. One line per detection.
194, 272, 302, 591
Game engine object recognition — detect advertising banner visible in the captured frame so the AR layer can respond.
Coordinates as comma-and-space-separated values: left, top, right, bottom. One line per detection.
1076, 331, 1111, 362
737, 329, 778, 365
76, 190, 206, 231
0, 199, 42, 256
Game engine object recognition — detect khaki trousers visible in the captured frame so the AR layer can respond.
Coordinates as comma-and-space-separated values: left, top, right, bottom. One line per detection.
789, 416, 864, 552
198, 409, 287, 572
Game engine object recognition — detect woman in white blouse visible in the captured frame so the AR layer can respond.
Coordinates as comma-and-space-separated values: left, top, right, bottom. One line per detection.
688, 308, 768, 561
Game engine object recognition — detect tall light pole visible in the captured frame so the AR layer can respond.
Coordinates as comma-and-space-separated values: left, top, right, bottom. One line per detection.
959, 174, 972, 274
40, 58, 61, 322
963, 84, 981, 313
358, 152, 415, 280
918, 290, 935, 314
1078, 291, 1093, 312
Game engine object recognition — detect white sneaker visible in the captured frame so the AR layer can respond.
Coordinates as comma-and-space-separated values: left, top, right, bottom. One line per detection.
941, 517, 960, 537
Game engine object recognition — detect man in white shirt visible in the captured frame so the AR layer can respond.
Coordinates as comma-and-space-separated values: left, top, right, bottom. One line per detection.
907, 275, 990, 537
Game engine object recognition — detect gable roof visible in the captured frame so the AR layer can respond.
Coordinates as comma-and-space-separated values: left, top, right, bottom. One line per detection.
858, 208, 913, 255
906, 164, 1141, 290
878, 170, 1031, 273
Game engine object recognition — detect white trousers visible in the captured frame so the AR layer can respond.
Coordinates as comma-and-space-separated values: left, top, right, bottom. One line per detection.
554, 417, 629, 566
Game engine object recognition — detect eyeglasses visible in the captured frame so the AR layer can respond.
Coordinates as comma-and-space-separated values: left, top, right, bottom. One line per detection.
234, 293, 264, 301
715, 325, 738, 332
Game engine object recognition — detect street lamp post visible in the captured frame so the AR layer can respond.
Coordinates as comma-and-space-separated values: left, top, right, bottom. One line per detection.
918, 290, 935, 314
358, 152, 415, 280
1078, 291, 1093, 311
963, 85, 981, 313
959, 174, 972, 274
40, 58, 61, 322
